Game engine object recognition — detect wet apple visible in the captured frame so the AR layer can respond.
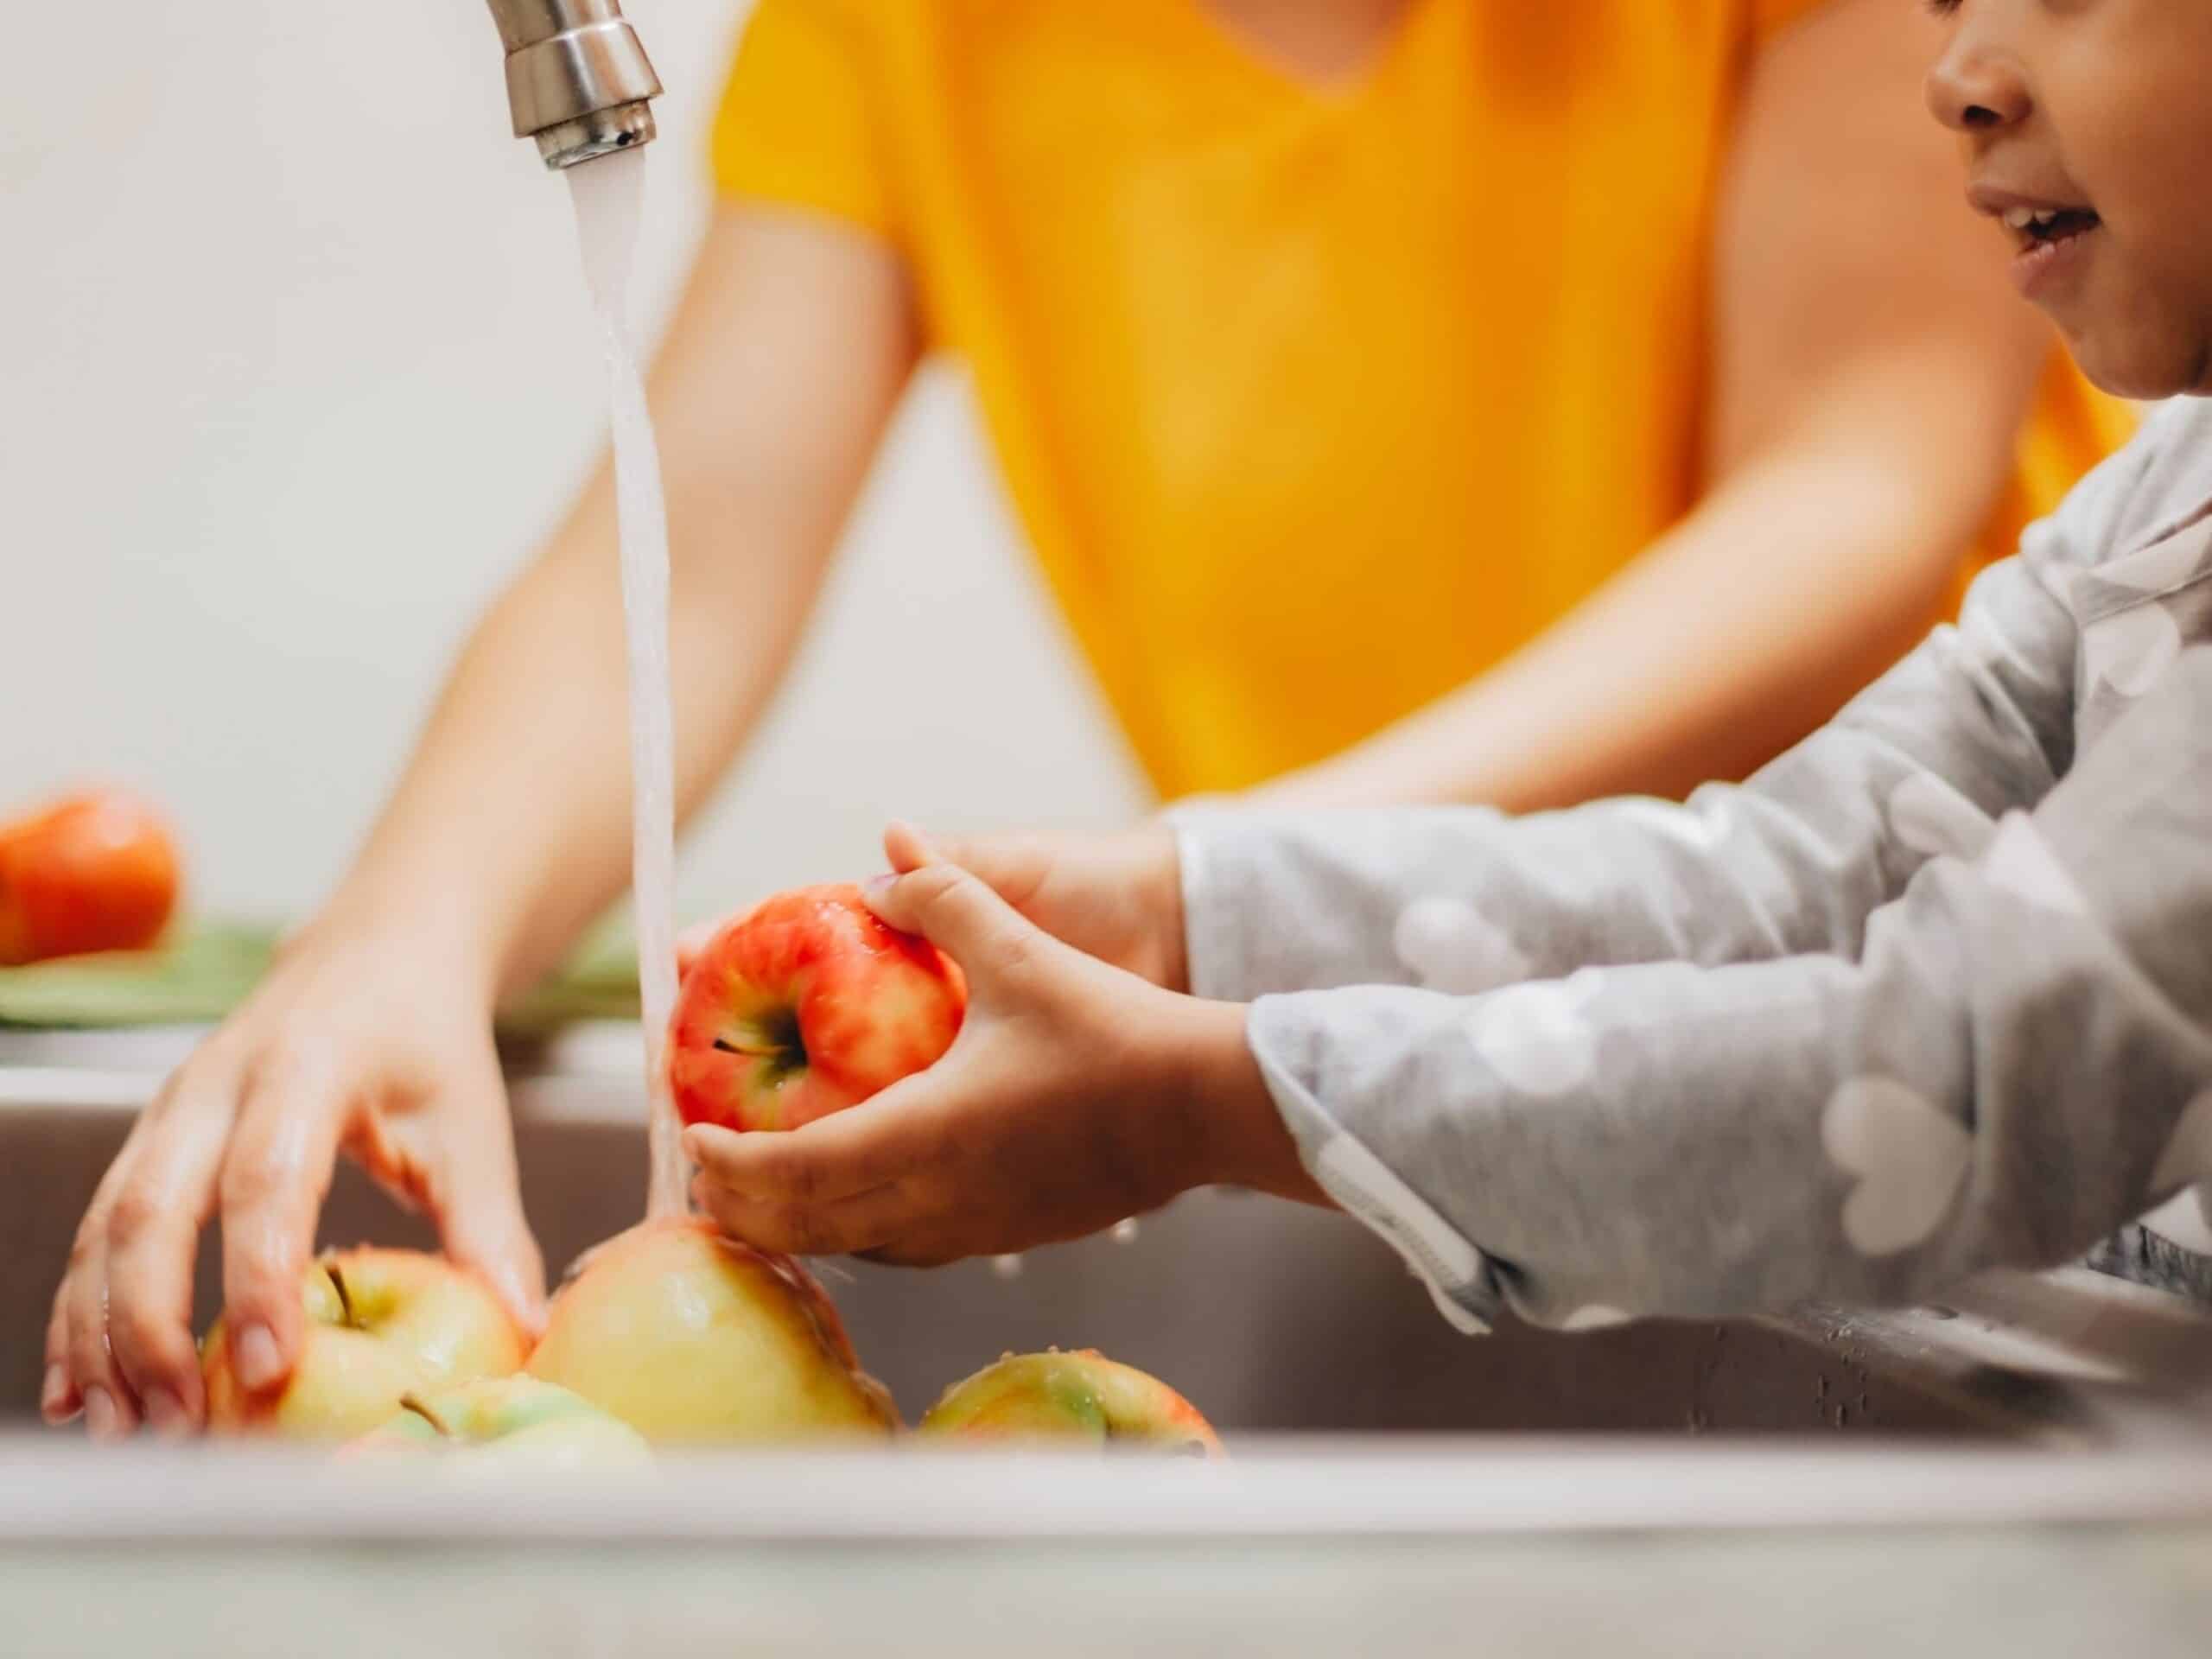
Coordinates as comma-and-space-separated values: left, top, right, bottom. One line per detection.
341, 1375, 652, 1473
202, 1248, 528, 1440
666, 884, 964, 1134
525, 1219, 899, 1442
918, 1350, 1223, 1456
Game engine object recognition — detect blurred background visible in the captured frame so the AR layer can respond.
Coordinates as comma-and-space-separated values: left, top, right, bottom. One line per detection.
0, 0, 1148, 933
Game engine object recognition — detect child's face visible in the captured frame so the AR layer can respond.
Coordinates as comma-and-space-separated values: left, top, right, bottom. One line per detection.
1927, 1, 2212, 398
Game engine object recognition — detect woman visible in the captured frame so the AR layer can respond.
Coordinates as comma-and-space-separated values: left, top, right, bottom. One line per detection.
46, 0, 2124, 1437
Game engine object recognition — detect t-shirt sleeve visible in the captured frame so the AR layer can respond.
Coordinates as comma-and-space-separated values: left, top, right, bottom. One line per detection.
709, 0, 900, 244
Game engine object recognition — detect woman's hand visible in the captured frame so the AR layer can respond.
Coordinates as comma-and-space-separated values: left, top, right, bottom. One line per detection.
685, 833, 1319, 1267
41, 918, 544, 1440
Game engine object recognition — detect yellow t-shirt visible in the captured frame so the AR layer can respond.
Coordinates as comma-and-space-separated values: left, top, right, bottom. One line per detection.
712, 0, 2129, 798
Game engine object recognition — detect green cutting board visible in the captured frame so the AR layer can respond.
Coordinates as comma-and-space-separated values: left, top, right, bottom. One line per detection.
0, 924, 642, 1035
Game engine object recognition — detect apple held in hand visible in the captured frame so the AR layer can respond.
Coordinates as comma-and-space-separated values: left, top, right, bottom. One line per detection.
202, 1249, 528, 1440
341, 1376, 652, 1474
525, 1219, 899, 1442
918, 1351, 1223, 1457
668, 884, 964, 1134
0, 790, 179, 966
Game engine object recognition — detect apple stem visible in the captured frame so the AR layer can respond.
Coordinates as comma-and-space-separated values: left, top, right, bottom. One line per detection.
398, 1392, 453, 1440
326, 1262, 357, 1328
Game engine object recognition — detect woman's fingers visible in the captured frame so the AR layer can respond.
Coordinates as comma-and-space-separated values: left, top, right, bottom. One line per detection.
59, 1180, 136, 1440
100, 1074, 236, 1433
424, 1055, 548, 1337
41, 1289, 78, 1423
214, 1053, 351, 1395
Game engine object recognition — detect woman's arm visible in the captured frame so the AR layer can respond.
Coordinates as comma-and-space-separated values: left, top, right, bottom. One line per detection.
1249, 0, 2057, 814
351, 207, 919, 995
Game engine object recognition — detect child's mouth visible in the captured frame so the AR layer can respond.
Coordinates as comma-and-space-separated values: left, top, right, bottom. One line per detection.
2000, 205, 2102, 298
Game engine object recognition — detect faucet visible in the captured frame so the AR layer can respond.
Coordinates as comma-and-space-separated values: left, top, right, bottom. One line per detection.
484, 0, 664, 170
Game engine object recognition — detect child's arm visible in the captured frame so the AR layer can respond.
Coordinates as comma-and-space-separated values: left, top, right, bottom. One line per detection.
1176, 536, 2083, 1006
1233, 652, 2212, 1330
683, 856, 1326, 1269
858, 531, 2097, 1020
688, 653, 2212, 1332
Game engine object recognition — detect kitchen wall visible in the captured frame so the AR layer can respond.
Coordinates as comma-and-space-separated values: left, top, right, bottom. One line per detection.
0, 2, 1147, 937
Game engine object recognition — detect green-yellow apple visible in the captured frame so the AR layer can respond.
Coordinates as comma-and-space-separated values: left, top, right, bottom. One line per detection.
918, 1350, 1223, 1456
202, 1248, 527, 1440
667, 883, 965, 1133
524, 1219, 899, 1442
340, 1376, 652, 1474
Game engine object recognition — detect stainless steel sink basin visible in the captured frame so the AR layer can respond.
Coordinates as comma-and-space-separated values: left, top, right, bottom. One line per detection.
10, 1028, 2212, 1659
3, 1027, 2209, 1443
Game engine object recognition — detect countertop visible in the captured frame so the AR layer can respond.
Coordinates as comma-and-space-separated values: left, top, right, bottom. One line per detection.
3, 1440, 2212, 1658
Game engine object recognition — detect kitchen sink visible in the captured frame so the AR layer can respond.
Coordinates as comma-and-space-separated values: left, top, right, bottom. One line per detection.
0, 1101, 1981, 1437
9, 1029, 2212, 1659
3, 1026, 2209, 1443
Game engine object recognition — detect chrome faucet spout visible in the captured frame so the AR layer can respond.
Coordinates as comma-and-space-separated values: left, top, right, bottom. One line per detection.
483, 0, 664, 170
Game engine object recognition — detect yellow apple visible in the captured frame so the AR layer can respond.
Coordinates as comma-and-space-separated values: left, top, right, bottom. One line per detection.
340, 1376, 652, 1474
202, 1248, 528, 1440
525, 1219, 899, 1442
918, 1350, 1223, 1456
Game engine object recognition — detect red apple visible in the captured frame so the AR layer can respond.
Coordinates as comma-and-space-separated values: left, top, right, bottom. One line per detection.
917, 1350, 1224, 1456
666, 883, 964, 1134
524, 1219, 899, 1442
202, 1248, 529, 1440
0, 790, 179, 966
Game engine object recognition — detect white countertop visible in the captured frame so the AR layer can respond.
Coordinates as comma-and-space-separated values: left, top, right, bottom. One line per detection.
3, 1440, 2212, 1659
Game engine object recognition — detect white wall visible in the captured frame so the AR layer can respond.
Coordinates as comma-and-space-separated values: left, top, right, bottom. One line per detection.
0, 1, 1147, 938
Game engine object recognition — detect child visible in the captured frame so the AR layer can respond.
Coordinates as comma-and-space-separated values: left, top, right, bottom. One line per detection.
688, 0, 2212, 1332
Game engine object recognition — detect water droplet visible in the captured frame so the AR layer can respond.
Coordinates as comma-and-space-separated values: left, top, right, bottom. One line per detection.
990, 1254, 1025, 1280
1111, 1217, 1141, 1245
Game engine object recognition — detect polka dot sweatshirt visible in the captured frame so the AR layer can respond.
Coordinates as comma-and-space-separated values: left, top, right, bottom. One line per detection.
1173, 397, 2212, 1335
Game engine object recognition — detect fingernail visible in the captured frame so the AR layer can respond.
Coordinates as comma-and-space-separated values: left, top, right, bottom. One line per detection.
83, 1385, 121, 1442
863, 874, 895, 902
143, 1389, 189, 1439
41, 1362, 79, 1433
235, 1323, 283, 1392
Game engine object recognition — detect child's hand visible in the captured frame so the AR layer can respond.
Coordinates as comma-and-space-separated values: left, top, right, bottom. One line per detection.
676, 820, 1185, 989
683, 837, 1315, 1266
878, 819, 1189, 990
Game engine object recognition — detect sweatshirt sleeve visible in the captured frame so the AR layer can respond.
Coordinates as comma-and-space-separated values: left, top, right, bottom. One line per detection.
1177, 535, 2083, 1007
1238, 646, 2212, 1334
